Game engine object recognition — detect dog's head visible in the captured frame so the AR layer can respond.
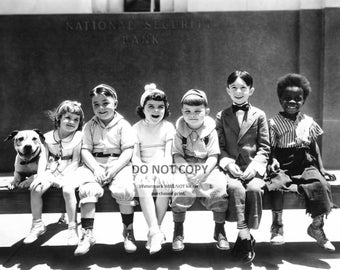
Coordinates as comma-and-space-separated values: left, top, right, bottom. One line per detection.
5, 129, 45, 163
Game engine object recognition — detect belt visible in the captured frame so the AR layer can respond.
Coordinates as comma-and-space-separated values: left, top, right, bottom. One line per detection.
93, 152, 120, 158
49, 153, 72, 161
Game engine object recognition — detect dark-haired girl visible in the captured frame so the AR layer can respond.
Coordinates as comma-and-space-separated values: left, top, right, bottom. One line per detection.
132, 83, 175, 254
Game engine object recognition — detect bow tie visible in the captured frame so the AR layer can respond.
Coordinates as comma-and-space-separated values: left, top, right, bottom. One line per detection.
232, 103, 249, 113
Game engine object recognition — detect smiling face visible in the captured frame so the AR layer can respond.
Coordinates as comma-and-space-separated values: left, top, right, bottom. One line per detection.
92, 94, 117, 125
12, 130, 43, 161
181, 104, 208, 129
59, 112, 80, 137
226, 77, 254, 105
143, 99, 165, 124
279, 86, 305, 115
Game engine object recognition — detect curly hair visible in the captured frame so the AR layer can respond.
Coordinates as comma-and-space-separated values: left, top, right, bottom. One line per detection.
277, 73, 311, 99
47, 100, 84, 131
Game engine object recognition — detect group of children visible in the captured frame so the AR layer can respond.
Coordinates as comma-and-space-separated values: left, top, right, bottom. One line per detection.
21, 71, 336, 264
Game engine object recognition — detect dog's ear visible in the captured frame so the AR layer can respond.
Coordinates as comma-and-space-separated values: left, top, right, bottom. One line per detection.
33, 129, 45, 142
4, 130, 19, 142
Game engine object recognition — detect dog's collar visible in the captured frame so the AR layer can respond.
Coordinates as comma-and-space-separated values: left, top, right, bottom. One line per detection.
19, 148, 41, 165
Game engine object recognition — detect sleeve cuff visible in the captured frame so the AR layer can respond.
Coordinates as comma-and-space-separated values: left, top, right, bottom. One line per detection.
219, 157, 235, 171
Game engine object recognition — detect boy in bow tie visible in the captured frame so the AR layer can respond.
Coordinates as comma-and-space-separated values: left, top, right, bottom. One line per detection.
171, 89, 228, 252
216, 70, 270, 263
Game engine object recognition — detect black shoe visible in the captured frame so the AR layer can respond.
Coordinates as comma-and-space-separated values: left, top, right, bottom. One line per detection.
231, 235, 256, 264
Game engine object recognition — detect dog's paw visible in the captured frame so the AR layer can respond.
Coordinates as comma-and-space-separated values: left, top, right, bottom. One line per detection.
6, 179, 19, 190
18, 179, 33, 189
7, 183, 16, 190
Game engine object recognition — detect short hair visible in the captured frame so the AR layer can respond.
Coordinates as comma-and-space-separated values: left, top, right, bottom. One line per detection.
226, 70, 253, 88
48, 100, 84, 131
277, 73, 311, 99
136, 91, 170, 119
181, 89, 208, 107
90, 84, 117, 99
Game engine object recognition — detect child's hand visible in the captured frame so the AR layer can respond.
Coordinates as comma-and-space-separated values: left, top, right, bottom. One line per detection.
49, 178, 65, 188
320, 169, 337, 181
94, 167, 107, 184
29, 178, 46, 191
269, 159, 280, 173
188, 171, 206, 186
227, 163, 243, 178
186, 173, 197, 184
240, 168, 257, 181
105, 166, 119, 181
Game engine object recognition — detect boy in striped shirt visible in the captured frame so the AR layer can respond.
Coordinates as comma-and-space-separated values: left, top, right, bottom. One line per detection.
267, 73, 336, 251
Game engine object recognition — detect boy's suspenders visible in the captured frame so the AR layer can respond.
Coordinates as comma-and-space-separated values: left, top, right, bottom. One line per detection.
182, 135, 209, 152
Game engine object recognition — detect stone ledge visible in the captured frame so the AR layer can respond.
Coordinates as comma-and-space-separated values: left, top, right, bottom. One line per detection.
0, 171, 339, 214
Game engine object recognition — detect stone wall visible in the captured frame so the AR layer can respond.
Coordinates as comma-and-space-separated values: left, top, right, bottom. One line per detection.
0, 9, 339, 172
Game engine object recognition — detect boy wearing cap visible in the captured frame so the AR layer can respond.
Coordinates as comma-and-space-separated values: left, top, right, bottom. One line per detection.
74, 84, 137, 256
171, 89, 228, 252
216, 71, 270, 263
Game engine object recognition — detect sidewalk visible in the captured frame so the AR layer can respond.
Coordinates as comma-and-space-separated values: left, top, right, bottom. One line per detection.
0, 209, 339, 270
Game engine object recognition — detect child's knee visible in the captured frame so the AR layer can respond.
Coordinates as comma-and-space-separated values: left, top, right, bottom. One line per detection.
246, 178, 264, 194
136, 185, 153, 197
155, 175, 172, 195
78, 182, 104, 205
171, 195, 196, 211
62, 185, 75, 195
205, 199, 228, 213
228, 180, 246, 197
135, 174, 154, 196
30, 188, 44, 197
109, 183, 135, 201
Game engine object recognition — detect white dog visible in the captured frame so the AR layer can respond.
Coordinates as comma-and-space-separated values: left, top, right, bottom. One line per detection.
5, 129, 47, 189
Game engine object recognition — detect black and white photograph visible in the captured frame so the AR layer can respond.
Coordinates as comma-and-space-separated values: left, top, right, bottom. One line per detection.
0, 0, 339, 269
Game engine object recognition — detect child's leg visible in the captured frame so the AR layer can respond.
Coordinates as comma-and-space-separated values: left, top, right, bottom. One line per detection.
135, 174, 159, 230
200, 168, 229, 250
269, 190, 284, 245
62, 185, 77, 225
136, 178, 163, 253
24, 178, 51, 244
152, 194, 169, 254
119, 204, 137, 253
30, 180, 51, 220
74, 168, 103, 256
266, 169, 293, 245
62, 184, 78, 245
227, 178, 248, 236
301, 176, 335, 251
170, 172, 196, 252
80, 202, 96, 230
171, 210, 185, 252
109, 165, 137, 253
308, 214, 335, 251
135, 173, 169, 254
155, 173, 172, 226
245, 177, 264, 230
155, 196, 169, 226
74, 202, 97, 256
228, 177, 256, 264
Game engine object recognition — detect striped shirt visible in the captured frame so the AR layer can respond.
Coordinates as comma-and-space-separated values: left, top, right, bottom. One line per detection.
269, 112, 323, 148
